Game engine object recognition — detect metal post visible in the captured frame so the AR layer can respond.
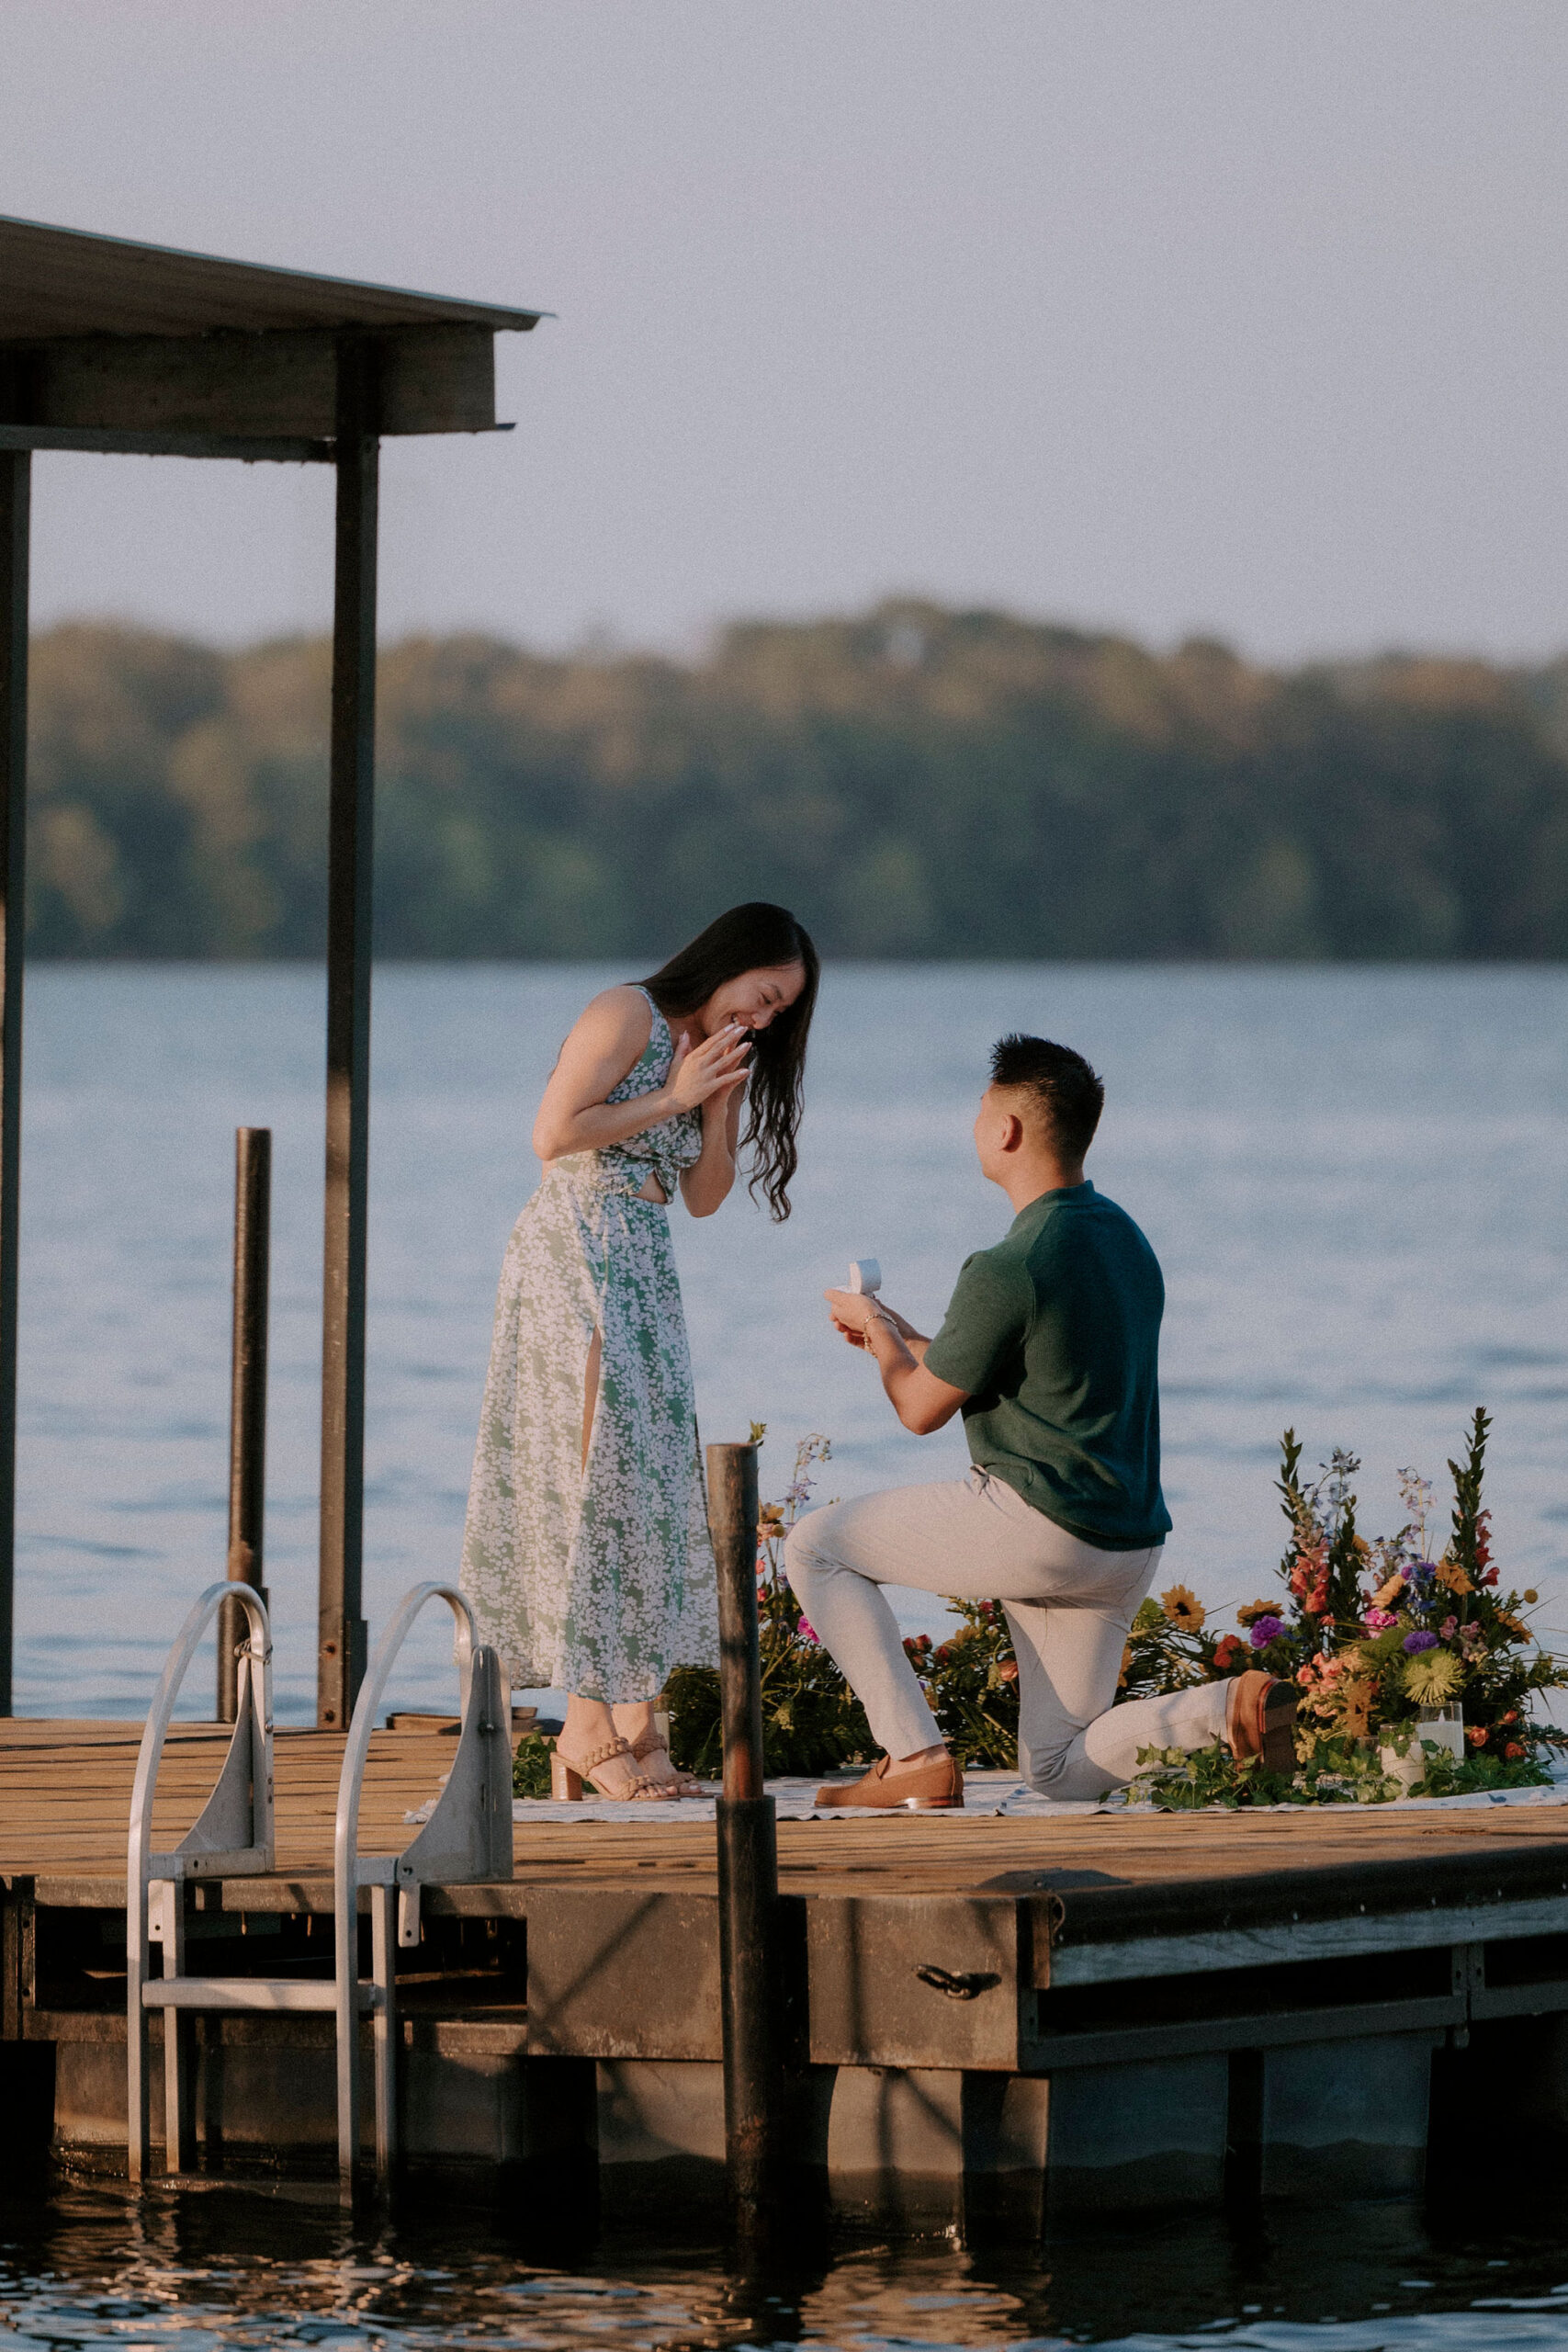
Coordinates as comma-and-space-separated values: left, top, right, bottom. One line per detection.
0, 447, 28, 1719
219, 1127, 271, 1722
708, 1439, 785, 2228
318, 338, 378, 1730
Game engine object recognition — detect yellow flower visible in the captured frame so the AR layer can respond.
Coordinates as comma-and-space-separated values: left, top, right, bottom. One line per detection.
1495, 1610, 1529, 1643
1340, 1676, 1375, 1742
1161, 1583, 1205, 1633
1117, 1641, 1133, 1690
1372, 1569, 1407, 1611
1435, 1553, 1474, 1596
1524, 1589, 1540, 1606
1403, 1647, 1462, 1705
1236, 1598, 1277, 1626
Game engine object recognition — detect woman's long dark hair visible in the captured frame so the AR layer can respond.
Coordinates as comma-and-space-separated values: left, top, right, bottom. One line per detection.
641, 902, 818, 1221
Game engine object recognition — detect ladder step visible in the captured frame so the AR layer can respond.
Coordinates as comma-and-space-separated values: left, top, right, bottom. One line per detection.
141, 1976, 379, 2014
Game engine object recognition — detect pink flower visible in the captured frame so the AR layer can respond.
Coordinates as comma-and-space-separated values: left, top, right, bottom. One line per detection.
1439, 1615, 1457, 1640
1364, 1609, 1397, 1630
797, 1617, 820, 1646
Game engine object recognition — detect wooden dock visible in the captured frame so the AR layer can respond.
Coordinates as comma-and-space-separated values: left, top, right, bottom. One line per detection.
7, 1718, 1568, 2226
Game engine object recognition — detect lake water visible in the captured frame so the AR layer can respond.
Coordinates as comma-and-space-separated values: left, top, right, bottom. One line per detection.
8, 964, 1566, 1722
6, 2173, 1568, 2351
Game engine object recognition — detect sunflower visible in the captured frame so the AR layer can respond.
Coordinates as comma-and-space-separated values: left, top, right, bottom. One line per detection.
1235, 1598, 1277, 1626
1160, 1583, 1205, 1633
1402, 1647, 1463, 1705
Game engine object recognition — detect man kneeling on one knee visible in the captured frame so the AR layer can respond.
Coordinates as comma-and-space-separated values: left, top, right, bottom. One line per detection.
785, 1034, 1297, 1809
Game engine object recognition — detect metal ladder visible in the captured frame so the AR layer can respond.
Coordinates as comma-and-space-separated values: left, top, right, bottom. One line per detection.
127, 1580, 513, 2195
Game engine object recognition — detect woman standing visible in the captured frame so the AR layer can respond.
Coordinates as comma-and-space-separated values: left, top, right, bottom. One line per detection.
461, 903, 818, 1799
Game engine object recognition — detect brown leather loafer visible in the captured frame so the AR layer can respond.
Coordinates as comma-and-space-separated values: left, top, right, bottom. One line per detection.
814, 1750, 964, 1810
1226, 1669, 1298, 1774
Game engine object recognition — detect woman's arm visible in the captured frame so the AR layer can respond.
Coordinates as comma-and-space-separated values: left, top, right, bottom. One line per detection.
680, 1071, 746, 1218
532, 989, 750, 1163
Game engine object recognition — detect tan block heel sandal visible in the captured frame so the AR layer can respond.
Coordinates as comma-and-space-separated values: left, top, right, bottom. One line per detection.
548, 1734, 664, 1802
630, 1727, 702, 1796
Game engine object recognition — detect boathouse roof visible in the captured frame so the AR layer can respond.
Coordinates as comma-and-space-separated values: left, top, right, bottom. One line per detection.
0, 213, 547, 455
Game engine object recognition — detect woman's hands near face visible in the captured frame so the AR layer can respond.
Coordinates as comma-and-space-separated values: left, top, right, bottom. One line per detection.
668, 1021, 750, 1113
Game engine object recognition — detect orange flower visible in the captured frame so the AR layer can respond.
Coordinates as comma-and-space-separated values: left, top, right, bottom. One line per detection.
1435, 1553, 1474, 1596
1505, 1741, 1525, 1759
1467, 1725, 1488, 1747
1117, 1642, 1132, 1690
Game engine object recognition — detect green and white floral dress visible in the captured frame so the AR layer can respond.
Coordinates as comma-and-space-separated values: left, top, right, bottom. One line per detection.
459, 989, 718, 1702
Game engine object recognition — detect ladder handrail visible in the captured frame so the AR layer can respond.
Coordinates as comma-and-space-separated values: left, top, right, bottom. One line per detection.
332, 1577, 475, 1946
332, 1579, 511, 2194
126, 1579, 273, 2182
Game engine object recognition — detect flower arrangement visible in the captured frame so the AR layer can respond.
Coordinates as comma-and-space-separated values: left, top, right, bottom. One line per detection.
1128, 1409, 1567, 1808
520, 1408, 1564, 1808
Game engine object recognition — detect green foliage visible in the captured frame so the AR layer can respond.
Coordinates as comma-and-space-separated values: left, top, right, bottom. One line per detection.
1130, 1730, 1551, 1812
512, 1732, 556, 1799
905, 1600, 1020, 1769
23, 609, 1568, 960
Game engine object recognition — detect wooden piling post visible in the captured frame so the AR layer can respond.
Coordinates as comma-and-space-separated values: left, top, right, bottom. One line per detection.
218, 1127, 271, 1723
707, 1439, 785, 2229
317, 335, 378, 1731
0, 442, 28, 1719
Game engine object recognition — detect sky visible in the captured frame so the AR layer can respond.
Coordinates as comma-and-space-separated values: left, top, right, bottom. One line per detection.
3, 0, 1565, 666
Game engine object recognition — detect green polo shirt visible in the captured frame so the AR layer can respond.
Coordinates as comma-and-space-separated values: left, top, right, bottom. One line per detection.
922, 1181, 1171, 1551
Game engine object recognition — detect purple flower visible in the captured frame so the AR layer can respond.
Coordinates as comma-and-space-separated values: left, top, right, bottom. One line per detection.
1249, 1616, 1284, 1646
1403, 1630, 1438, 1655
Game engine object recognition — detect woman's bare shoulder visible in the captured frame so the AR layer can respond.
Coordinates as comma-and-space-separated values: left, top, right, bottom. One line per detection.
562, 984, 654, 1057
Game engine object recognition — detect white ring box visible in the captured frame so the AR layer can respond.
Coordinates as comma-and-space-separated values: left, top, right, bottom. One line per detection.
848, 1259, 881, 1295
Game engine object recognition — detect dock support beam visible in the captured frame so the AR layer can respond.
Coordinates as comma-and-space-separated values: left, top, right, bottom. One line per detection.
318, 340, 378, 1730
708, 1440, 787, 2233
0, 447, 28, 1719
219, 1126, 271, 1723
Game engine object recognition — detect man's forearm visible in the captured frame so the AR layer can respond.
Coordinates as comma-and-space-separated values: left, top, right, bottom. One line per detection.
880, 1306, 931, 1363
864, 1312, 947, 1429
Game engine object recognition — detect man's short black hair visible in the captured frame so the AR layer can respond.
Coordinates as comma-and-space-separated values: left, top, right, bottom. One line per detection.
989, 1034, 1104, 1161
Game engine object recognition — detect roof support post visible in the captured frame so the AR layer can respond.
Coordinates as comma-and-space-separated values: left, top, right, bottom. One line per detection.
317, 339, 378, 1730
0, 448, 28, 1718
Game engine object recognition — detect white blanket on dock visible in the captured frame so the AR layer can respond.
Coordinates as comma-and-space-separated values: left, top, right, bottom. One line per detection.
402, 1772, 1568, 1827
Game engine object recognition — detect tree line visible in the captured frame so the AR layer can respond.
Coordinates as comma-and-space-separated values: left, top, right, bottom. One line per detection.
24, 601, 1568, 959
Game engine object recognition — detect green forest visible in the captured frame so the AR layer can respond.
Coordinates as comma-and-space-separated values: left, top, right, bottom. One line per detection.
23, 600, 1568, 959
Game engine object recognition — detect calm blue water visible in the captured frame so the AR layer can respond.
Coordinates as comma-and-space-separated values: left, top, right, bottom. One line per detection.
9, 964, 1567, 1722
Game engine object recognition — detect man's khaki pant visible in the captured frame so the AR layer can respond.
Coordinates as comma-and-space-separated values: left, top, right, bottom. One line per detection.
784, 1465, 1227, 1799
